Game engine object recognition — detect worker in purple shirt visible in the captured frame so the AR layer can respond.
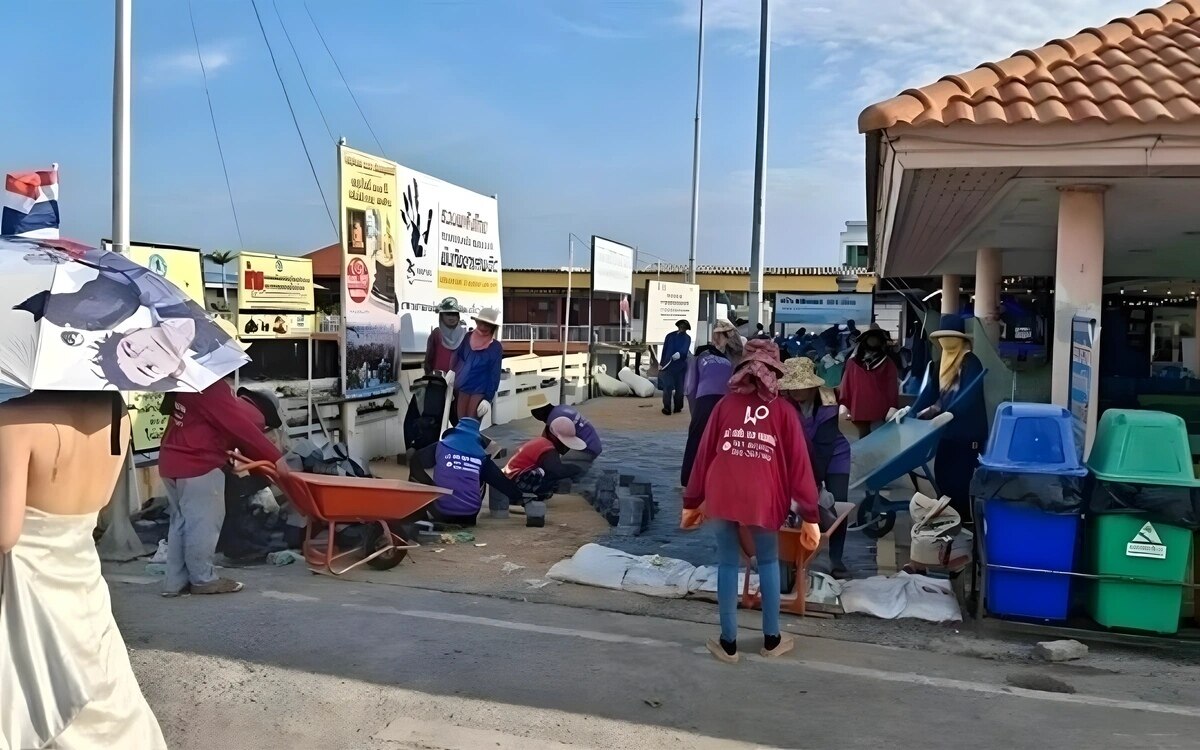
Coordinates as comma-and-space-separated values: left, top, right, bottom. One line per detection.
680, 318, 741, 485
528, 394, 602, 459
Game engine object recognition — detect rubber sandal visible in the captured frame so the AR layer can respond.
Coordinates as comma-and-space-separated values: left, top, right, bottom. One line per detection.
706, 638, 739, 664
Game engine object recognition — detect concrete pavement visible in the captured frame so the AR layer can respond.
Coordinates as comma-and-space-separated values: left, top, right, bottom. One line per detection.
111, 565, 1200, 750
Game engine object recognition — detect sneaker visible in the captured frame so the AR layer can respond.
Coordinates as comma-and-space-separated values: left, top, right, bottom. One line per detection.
760, 633, 795, 658
191, 578, 245, 595
706, 638, 739, 664
661, 408, 671, 416
160, 586, 190, 598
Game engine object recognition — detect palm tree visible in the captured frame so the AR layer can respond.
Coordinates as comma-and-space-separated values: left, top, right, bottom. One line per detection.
205, 250, 236, 308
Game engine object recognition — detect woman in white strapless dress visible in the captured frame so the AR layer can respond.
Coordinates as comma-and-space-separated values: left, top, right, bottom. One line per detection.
1, 392, 167, 749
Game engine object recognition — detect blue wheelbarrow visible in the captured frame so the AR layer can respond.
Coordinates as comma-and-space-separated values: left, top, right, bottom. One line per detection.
847, 409, 954, 539
847, 366, 986, 539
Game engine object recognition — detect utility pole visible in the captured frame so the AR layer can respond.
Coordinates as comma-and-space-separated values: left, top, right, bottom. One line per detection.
748, 0, 770, 328
112, 0, 131, 257
687, 0, 704, 285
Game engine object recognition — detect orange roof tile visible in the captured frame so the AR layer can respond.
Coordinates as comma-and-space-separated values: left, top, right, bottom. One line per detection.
859, 0, 1200, 131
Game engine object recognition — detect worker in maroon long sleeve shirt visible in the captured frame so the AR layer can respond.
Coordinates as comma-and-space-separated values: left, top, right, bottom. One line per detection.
158, 376, 287, 596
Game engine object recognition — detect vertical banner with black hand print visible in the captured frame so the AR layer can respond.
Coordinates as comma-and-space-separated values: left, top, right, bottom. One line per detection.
338, 145, 400, 399
395, 164, 503, 353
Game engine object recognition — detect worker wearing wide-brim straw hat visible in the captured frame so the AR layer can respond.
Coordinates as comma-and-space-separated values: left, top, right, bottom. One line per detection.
452, 306, 504, 425
779, 357, 852, 576
911, 314, 989, 523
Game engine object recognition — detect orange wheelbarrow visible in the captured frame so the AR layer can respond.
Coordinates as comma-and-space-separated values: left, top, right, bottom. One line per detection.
233, 459, 450, 576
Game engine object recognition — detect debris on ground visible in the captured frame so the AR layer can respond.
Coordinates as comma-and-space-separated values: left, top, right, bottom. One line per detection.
144, 562, 166, 576
524, 578, 558, 589
1034, 640, 1089, 663
267, 550, 305, 566
481, 554, 506, 562
643, 699, 663, 709
1006, 673, 1076, 694
440, 531, 477, 544
501, 561, 526, 574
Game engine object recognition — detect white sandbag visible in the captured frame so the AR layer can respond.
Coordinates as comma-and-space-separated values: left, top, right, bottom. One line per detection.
546, 543, 637, 589
623, 555, 696, 598
618, 366, 655, 398
839, 572, 961, 623
592, 365, 633, 397
688, 565, 759, 596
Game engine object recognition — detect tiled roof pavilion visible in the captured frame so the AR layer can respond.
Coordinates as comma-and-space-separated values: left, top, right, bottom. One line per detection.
861, 0, 1200, 131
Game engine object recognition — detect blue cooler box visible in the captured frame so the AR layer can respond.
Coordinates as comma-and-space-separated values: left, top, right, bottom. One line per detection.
984, 499, 1080, 621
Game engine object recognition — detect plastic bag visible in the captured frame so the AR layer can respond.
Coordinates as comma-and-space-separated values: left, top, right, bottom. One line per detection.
1088, 480, 1200, 530
970, 467, 1084, 515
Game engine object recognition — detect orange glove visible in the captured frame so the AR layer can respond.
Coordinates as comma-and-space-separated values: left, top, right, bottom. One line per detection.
680, 507, 706, 530
798, 521, 821, 552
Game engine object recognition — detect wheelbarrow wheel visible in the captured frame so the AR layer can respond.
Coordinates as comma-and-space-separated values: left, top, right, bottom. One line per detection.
855, 504, 896, 540
363, 524, 407, 570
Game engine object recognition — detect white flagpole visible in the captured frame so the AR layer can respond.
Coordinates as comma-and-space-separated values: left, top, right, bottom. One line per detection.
99, 0, 144, 562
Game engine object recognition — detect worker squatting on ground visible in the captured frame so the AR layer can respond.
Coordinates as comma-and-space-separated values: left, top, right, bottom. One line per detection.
528, 393, 603, 478
683, 339, 819, 664
502, 417, 589, 527
408, 417, 528, 526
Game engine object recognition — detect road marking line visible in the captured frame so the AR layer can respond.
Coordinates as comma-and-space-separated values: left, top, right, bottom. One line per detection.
297, 596, 1198, 719
260, 590, 320, 602
755, 657, 1200, 719
341, 604, 682, 648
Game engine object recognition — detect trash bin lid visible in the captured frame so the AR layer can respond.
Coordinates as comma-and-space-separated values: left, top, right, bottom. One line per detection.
979, 402, 1087, 476
1087, 409, 1200, 487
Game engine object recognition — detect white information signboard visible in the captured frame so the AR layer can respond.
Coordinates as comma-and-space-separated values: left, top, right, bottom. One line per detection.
591, 236, 634, 295
644, 280, 700, 344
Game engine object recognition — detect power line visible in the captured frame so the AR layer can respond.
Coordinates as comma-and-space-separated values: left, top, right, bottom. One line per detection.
303, 1, 387, 157
271, 0, 334, 143
188, 0, 243, 248
250, 0, 338, 237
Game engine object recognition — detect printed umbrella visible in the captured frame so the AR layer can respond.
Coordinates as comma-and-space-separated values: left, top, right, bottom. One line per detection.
0, 236, 248, 403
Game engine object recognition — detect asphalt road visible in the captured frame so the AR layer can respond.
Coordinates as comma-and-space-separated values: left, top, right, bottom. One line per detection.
110, 566, 1200, 750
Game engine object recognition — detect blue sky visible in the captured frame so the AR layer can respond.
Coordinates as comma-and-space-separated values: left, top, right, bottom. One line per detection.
3, 0, 1137, 267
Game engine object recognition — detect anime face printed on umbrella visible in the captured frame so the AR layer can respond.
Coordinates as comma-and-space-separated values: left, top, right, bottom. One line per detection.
92, 317, 195, 389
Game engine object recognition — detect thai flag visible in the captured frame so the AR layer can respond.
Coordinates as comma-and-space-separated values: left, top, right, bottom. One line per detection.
2, 165, 59, 238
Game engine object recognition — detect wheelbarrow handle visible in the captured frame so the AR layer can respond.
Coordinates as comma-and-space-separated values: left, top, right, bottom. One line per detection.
228, 454, 279, 477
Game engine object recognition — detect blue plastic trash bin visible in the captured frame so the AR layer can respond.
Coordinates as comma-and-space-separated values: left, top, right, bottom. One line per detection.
984, 499, 1080, 621
979, 402, 1086, 476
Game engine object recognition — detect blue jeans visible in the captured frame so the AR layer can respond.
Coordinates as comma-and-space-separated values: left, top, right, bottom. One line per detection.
712, 519, 780, 642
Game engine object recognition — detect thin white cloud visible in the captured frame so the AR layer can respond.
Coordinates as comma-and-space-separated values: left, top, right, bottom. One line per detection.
678, 0, 1140, 102
142, 42, 236, 86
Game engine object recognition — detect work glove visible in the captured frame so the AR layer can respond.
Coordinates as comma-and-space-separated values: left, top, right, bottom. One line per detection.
799, 522, 821, 552
671, 352, 681, 361
476, 400, 491, 419
838, 405, 851, 420
885, 407, 898, 421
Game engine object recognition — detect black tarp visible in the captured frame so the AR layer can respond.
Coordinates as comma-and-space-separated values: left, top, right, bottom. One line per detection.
970, 467, 1085, 515
1088, 479, 1200, 530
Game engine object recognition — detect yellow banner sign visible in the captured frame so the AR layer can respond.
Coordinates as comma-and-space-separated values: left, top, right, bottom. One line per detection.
119, 243, 205, 453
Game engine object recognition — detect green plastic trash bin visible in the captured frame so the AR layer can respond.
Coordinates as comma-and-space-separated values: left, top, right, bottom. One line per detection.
1087, 410, 1200, 487
1087, 515, 1193, 634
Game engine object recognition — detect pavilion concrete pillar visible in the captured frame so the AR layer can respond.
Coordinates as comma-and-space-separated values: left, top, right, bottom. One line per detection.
940, 274, 960, 315
1051, 185, 1107, 407
974, 247, 1002, 343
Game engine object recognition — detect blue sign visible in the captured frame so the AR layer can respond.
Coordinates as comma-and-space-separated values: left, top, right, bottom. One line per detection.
774, 292, 873, 326
1068, 316, 1100, 461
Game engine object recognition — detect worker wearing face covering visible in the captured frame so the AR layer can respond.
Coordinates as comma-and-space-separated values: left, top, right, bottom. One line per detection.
424, 297, 466, 376
911, 314, 988, 523
838, 325, 899, 438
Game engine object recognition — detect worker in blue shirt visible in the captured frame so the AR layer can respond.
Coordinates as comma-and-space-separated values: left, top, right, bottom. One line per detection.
659, 319, 692, 415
